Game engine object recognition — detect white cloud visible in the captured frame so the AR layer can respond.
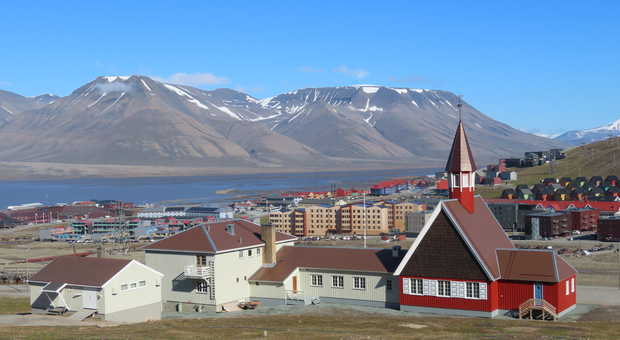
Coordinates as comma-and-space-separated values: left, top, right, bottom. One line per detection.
155, 72, 230, 86
298, 66, 325, 73
333, 66, 369, 79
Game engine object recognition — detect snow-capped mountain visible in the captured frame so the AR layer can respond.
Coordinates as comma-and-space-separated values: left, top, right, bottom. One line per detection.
554, 119, 620, 145
0, 76, 565, 167
0, 90, 57, 126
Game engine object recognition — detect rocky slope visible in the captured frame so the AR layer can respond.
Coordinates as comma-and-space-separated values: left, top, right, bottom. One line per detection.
0, 76, 565, 168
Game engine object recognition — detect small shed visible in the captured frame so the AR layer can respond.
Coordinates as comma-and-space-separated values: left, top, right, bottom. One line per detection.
28, 256, 163, 323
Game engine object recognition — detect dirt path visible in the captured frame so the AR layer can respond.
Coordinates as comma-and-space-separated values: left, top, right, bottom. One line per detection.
577, 285, 620, 305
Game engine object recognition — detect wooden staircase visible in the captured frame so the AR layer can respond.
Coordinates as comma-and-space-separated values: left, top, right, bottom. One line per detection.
518, 298, 557, 321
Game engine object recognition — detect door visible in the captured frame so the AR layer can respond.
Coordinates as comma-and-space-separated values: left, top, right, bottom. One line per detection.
82, 291, 97, 309
292, 276, 298, 292
534, 282, 543, 302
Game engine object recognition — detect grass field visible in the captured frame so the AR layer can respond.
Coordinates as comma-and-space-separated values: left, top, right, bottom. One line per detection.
0, 297, 30, 314
513, 137, 620, 186
2, 307, 620, 340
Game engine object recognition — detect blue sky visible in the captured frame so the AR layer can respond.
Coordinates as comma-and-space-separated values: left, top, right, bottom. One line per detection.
1, 1, 619, 135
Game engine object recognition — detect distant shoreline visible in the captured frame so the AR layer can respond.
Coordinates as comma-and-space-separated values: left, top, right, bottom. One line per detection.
0, 161, 441, 181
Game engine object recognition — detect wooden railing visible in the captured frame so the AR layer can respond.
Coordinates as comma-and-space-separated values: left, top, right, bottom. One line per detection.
518, 298, 557, 320
184, 265, 210, 278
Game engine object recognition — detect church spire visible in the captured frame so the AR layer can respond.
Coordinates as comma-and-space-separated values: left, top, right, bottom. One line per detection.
446, 115, 477, 213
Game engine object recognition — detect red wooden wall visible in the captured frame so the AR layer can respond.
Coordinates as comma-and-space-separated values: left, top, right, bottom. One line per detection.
401, 276, 577, 314
400, 276, 496, 312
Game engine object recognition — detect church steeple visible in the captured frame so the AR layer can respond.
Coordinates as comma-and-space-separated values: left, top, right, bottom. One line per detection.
446, 119, 477, 213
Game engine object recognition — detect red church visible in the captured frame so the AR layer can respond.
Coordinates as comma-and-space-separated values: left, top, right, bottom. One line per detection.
394, 120, 576, 319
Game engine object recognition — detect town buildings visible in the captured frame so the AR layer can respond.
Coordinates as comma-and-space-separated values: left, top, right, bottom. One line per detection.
269, 201, 426, 237
137, 206, 233, 220
597, 216, 620, 241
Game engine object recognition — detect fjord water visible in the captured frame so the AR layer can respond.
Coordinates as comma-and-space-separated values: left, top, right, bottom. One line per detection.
0, 168, 438, 209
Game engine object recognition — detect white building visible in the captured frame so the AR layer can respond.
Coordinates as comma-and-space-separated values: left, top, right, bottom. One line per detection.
28, 256, 163, 323
144, 220, 404, 313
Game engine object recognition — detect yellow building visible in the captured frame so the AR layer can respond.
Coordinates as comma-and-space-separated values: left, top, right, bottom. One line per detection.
339, 204, 389, 235
383, 201, 427, 232
269, 201, 426, 236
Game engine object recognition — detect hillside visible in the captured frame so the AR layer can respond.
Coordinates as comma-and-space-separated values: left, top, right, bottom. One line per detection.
0, 76, 566, 173
513, 137, 620, 185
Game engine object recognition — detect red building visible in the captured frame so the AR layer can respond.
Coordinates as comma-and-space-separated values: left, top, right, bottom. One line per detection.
394, 120, 576, 319
566, 208, 599, 231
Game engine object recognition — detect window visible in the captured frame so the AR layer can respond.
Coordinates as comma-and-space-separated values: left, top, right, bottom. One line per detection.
437, 280, 451, 297
386, 279, 392, 290
130, 282, 137, 289
410, 279, 423, 295
353, 277, 366, 290
571, 278, 575, 293
121, 284, 128, 291
311, 274, 323, 287
196, 255, 207, 266
195, 281, 208, 294
257, 248, 261, 255
332, 275, 344, 288
248, 249, 253, 257
139, 280, 146, 287
466, 282, 480, 298
239, 250, 244, 258
565, 281, 570, 295
236, 277, 239, 283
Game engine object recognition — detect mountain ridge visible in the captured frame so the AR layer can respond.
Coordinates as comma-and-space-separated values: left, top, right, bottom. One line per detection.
554, 118, 620, 145
0, 75, 565, 169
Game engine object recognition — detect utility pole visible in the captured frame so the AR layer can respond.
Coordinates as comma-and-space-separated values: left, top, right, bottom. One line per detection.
363, 192, 367, 249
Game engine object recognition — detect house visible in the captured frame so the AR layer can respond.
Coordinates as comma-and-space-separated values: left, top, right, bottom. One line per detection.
394, 120, 576, 319
143, 220, 297, 312
28, 256, 163, 323
249, 246, 404, 309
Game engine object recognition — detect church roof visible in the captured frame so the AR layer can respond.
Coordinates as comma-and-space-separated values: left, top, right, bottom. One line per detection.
445, 120, 477, 172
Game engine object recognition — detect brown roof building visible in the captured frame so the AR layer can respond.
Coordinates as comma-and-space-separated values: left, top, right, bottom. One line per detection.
395, 119, 577, 319
144, 219, 296, 253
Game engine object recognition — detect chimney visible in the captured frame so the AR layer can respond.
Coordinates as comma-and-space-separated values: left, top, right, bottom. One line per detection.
392, 245, 401, 258
261, 223, 277, 267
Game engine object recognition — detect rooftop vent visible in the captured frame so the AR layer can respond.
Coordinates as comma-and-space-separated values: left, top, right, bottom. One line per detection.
392, 245, 401, 258
225, 223, 235, 236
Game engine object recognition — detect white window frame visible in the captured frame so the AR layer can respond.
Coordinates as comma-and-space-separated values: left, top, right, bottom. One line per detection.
571, 278, 575, 293
311, 274, 323, 287
565, 280, 570, 295
437, 280, 451, 297
138, 280, 146, 287
332, 275, 344, 288
353, 276, 366, 290
410, 279, 423, 295
466, 282, 480, 299
195, 280, 209, 294
120, 284, 128, 291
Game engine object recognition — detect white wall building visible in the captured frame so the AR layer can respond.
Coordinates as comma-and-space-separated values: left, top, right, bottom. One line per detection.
28, 256, 163, 323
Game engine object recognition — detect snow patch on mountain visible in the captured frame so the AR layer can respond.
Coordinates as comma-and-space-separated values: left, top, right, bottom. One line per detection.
361, 86, 379, 94
213, 104, 242, 120
140, 79, 152, 92
88, 93, 107, 108
0, 106, 14, 115
163, 83, 210, 110
103, 76, 130, 82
